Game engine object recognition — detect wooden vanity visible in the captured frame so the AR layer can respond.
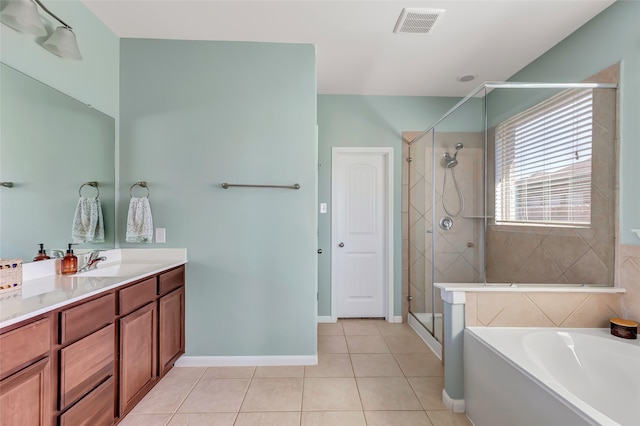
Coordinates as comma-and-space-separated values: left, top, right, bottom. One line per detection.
0, 261, 186, 426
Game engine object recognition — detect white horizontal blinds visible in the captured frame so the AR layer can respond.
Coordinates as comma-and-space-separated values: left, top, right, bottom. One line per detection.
495, 88, 593, 225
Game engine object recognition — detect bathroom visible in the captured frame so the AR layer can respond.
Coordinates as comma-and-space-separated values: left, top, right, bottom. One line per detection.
1, 1, 639, 425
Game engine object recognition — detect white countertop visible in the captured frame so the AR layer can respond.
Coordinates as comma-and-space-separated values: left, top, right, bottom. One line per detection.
0, 249, 187, 329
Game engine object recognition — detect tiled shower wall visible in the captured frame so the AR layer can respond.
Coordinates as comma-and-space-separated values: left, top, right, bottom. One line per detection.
485, 65, 619, 285
402, 131, 483, 320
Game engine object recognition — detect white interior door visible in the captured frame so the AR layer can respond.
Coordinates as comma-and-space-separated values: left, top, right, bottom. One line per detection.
332, 148, 391, 319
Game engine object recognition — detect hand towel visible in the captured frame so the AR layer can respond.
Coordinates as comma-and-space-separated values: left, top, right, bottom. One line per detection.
72, 197, 105, 243
126, 197, 153, 243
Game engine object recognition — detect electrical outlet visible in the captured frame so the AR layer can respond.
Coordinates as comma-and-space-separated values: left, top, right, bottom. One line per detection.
320, 203, 327, 214
155, 228, 166, 243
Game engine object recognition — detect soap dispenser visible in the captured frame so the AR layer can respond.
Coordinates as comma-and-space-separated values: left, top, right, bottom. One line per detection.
33, 243, 51, 261
61, 244, 78, 275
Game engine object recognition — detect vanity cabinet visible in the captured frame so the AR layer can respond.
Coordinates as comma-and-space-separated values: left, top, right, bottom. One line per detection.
119, 302, 157, 415
158, 267, 186, 376
0, 263, 186, 426
0, 317, 51, 426
56, 294, 116, 426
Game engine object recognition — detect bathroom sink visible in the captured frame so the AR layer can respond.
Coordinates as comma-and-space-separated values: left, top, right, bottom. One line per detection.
75, 263, 162, 277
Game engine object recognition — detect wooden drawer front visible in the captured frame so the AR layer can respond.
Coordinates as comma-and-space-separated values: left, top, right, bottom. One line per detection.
0, 317, 50, 378
0, 357, 50, 426
59, 377, 114, 426
119, 277, 156, 316
60, 324, 114, 409
60, 293, 115, 345
158, 266, 184, 296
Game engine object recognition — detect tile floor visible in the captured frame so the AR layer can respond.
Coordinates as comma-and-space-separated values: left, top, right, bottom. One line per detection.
120, 319, 471, 426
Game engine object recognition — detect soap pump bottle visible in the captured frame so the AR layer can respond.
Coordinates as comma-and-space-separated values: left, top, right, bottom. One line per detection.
33, 243, 51, 261
61, 244, 78, 275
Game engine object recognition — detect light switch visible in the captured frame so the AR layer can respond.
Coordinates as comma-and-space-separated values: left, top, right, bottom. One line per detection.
155, 228, 166, 243
320, 203, 327, 214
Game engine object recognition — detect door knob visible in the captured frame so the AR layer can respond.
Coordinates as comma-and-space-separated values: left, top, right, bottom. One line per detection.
338, 242, 345, 247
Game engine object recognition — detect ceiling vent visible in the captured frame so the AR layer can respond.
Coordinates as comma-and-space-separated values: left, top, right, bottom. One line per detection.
393, 8, 444, 34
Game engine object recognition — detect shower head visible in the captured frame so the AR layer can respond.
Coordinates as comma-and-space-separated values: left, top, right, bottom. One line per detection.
443, 152, 458, 168
444, 143, 463, 168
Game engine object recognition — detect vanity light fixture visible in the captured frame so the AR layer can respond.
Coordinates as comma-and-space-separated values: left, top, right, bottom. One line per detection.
0, 0, 82, 60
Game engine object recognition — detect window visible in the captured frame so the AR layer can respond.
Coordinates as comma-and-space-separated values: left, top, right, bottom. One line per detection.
495, 89, 593, 226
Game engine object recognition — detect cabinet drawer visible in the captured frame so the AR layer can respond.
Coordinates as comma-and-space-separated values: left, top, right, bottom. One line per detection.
60, 293, 115, 345
59, 376, 114, 426
59, 324, 114, 409
119, 277, 156, 316
158, 266, 184, 296
0, 317, 50, 378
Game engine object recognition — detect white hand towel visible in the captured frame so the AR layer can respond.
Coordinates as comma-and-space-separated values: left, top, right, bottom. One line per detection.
72, 197, 105, 243
126, 197, 153, 243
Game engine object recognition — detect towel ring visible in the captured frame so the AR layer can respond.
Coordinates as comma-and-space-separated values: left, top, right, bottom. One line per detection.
129, 181, 150, 198
79, 181, 99, 198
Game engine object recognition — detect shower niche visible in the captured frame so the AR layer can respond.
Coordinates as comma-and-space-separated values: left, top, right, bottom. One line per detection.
403, 78, 618, 347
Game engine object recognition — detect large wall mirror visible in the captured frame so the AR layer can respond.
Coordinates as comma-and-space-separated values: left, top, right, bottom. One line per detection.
0, 63, 115, 262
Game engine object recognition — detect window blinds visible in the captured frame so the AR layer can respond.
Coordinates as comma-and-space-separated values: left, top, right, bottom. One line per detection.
495, 88, 593, 225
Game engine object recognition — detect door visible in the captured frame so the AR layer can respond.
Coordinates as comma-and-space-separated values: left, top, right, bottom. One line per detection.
158, 287, 185, 376
332, 148, 392, 319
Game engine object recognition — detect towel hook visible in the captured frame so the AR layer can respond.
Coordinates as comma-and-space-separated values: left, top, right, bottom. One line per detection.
129, 181, 150, 198
79, 181, 99, 198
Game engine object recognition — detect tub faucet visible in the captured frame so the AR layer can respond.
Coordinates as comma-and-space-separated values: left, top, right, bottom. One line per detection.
77, 250, 107, 272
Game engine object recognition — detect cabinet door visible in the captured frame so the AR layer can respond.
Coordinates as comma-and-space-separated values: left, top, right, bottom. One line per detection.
0, 357, 50, 426
119, 302, 157, 415
158, 287, 185, 376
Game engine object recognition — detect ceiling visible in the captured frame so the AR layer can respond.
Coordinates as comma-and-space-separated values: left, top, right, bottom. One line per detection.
82, 0, 615, 97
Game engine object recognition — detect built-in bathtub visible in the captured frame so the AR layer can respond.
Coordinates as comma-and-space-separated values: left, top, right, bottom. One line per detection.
464, 327, 640, 426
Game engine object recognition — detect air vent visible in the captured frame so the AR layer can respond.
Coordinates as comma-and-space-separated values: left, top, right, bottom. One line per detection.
393, 8, 444, 34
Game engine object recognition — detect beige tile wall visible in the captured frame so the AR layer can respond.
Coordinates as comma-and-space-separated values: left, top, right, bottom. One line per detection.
464, 291, 623, 327
485, 70, 619, 285
619, 244, 640, 322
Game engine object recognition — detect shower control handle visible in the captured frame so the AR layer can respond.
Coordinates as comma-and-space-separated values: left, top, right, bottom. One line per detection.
338, 242, 345, 247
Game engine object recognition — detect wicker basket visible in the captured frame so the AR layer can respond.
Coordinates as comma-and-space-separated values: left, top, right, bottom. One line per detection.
0, 258, 23, 293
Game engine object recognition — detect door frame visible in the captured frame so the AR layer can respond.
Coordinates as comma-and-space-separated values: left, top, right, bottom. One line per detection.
331, 147, 394, 323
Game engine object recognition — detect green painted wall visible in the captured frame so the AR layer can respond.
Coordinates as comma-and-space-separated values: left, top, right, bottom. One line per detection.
120, 39, 318, 356
0, 0, 119, 116
503, 0, 640, 245
316, 95, 476, 317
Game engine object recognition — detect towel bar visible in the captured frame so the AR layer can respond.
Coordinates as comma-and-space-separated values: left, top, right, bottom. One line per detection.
130, 181, 150, 198
221, 183, 300, 190
79, 181, 99, 198
0, 182, 13, 188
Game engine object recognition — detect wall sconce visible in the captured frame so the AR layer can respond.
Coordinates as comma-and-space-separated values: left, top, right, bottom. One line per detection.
0, 0, 82, 60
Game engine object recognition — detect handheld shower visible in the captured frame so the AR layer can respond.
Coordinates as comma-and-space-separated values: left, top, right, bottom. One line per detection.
442, 143, 465, 217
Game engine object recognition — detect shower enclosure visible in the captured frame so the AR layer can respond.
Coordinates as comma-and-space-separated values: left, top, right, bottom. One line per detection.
404, 79, 618, 348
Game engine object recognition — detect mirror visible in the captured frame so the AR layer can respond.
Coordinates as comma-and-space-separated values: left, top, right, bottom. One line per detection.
0, 63, 115, 262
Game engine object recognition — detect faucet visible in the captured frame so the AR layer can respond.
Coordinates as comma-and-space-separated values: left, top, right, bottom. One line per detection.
77, 250, 107, 272
49, 249, 65, 259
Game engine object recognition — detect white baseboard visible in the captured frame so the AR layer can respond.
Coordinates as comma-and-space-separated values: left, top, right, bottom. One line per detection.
442, 389, 466, 413
175, 355, 318, 367
317, 316, 334, 323
388, 315, 403, 323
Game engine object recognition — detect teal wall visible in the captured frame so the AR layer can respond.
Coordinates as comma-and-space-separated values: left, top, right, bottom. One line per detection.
120, 39, 318, 356
0, 0, 119, 116
317, 95, 467, 317
503, 0, 640, 245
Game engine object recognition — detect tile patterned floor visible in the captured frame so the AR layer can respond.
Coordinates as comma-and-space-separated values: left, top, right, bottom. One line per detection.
120, 319, 471, 426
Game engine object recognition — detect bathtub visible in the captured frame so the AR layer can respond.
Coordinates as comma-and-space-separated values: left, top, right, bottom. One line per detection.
464, 327, 640, 426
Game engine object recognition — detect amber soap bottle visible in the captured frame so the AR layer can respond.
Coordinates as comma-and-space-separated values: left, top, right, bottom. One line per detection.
33, 243, 51, 261
61, 244, 78, 275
